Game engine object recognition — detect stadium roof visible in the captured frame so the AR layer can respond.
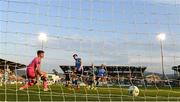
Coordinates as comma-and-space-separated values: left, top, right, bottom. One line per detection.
0, 58, 26, 70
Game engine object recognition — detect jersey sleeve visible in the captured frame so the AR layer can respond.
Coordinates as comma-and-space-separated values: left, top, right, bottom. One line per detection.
78, 58, 82, 62
35, 58, 41, 70
104, 69, 107, 76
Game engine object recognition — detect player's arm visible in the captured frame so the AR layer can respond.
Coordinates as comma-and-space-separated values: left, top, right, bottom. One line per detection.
36, 63, 47, 82
103, 69, 106, 76
35, 59, 43, 77
34, 64, 41, 82
80, 59, 83, 70
36, 63, 41, 75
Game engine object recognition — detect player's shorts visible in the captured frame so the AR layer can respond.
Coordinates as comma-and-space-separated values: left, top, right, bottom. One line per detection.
72, 80, 78, 85
65, 76, 70, 81
96, 76, 104, 81
96, 77, 100, 81
88, 80, 94, 85
26, 68, 35, 79
76, 69, 83, 77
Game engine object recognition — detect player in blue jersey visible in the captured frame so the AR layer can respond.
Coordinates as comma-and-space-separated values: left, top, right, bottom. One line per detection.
96, 64, 106, 86
73, 54, 83, 77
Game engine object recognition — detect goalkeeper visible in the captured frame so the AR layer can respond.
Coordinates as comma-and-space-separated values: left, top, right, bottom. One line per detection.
19, 50, 48, 91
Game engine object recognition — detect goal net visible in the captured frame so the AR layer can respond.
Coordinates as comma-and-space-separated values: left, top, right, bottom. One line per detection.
0, 0, 180, 101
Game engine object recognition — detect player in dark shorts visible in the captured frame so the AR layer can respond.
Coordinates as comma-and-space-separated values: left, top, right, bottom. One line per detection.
71, 73, 80, 90
69, 67, 80, 90
65, 70, 71, 87
73, 54, 83, 79
87, 64, 97, 90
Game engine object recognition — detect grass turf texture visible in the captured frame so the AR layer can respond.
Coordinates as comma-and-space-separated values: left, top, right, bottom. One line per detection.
0, 84, 179, 101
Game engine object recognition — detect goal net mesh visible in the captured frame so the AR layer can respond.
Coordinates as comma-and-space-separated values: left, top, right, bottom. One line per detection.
0, 0, 180, 101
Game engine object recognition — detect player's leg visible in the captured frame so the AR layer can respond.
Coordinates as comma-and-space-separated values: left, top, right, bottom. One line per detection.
19, 70, 36, 90
96, 77, 100, 86
87, 76, 94, 89
89, 80, 94, 89
72, 79, 76, 89
101, 77, 106, 86
75, 79, 80, 90
73, 68, 82, 89
104, 76, 108, 85
65, 75, 70, 87
19, 78, 36, 90
75, 68, 83, 81
0, 77, 2, 86
93, 75, 96, 87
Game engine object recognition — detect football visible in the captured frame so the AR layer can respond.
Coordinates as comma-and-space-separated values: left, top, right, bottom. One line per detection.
128, 86, 139, 96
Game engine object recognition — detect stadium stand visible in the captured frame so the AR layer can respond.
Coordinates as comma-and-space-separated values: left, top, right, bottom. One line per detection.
0, 58, 26, 84
60, 65, 147, 86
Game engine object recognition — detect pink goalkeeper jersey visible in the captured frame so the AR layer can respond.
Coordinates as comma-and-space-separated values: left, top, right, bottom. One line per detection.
27, 57, 41, 71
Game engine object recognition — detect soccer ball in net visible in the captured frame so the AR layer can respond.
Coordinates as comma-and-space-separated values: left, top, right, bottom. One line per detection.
128, 86, 139, 96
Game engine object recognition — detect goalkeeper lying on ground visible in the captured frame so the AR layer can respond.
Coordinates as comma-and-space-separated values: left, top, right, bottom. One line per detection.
19, 50, 48, 91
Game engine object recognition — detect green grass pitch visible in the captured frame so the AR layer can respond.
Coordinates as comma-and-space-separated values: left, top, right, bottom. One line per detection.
0, 84, 179, 101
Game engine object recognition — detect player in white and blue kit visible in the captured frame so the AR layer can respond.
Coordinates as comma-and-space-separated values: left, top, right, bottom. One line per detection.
96, 64, 106, 86
73, 54, 83, 79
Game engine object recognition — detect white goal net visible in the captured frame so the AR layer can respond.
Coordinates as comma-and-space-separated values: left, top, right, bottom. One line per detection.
0, 0, 180, 101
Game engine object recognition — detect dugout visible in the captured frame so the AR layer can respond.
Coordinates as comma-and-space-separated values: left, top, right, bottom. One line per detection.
172, 65, 180, 79
171, 66, 180, 86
